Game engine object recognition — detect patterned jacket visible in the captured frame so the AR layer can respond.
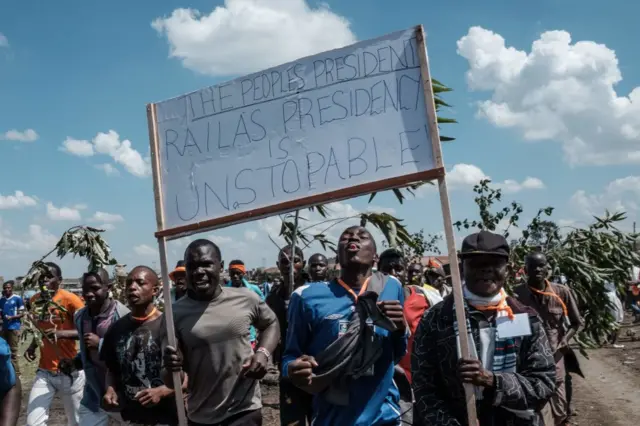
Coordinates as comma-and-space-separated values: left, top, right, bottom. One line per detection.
412, 295, 556, 426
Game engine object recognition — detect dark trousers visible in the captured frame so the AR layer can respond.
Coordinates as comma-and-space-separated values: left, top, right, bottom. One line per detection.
189, 409, 262, 426
0, 375, 21, 426
1, 329, 20, 375
279, 379, 313, 426
565, 372, 573, 416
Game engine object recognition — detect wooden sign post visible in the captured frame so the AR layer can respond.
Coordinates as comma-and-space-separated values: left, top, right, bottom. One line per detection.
147, 103, 188, 426
416, 25, 477, 425
146, 24, 476, 426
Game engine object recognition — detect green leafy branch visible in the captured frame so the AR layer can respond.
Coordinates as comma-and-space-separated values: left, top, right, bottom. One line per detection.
21, 226, 118, 349
382, 229, 443, 264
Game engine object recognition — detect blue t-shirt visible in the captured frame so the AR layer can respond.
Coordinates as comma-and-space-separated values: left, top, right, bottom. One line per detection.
225, 279, 265, 343
0, 295, 24, 331
282, 277, 407, 426
0, 337, 16, 393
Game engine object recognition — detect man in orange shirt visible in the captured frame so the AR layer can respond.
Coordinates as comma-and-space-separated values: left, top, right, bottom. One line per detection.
24, 262, 86, 426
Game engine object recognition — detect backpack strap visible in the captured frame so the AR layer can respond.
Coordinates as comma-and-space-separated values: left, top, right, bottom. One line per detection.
367, 271, 390, 295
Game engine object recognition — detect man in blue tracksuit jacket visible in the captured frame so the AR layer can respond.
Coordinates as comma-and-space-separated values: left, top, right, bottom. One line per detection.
283, 225, 408, 426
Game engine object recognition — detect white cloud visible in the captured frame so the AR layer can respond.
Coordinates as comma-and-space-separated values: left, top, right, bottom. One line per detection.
152, 0, 356, 76
61, 137, 94, 157
209, 235, 233, 245
258, 215, 284, 240
1, 129, 38, 142
0, 191, 37, 210
495, 217, 523, 240
134, 244, 158, 256
201, 234, 248, 261
367, 205, 396, 215
60, 130, 151, 178
421, 163, 545, 194
447, 164, 488, 189
95, 163, 120, 177
91, 211, 124, 223
570, 176, 640, 217
0, 33, 8, 48
0, 222, 57, 252
46, 202, 83, 221
244, 230, 258, 241
97, 223, 116, 231
457, 26, 640, 166
557, 219, 577, 228
497, 177, 545, 193
324, 201, 360, 218
26, 225, 59, 250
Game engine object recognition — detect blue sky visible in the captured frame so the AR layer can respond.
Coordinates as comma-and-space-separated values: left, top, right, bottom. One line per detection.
0, 0, 638, 279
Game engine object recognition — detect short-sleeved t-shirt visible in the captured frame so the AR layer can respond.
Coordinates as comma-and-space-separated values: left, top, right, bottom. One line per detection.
101, 313, 178, 425
30, 289, 84, 371
0, 337, 16, 393
170, 287, 278, 424
0, 295, 25, 330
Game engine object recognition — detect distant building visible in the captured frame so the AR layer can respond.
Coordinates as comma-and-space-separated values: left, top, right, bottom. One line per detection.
62, 278, 82, 296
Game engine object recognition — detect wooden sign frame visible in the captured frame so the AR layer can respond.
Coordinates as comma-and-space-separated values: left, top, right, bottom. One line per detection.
146, 24, 476, 426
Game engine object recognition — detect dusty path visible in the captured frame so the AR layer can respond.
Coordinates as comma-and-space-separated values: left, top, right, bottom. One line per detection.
16, 325, 640, 425
571, 350, 640, 425
567, 319, 640, 426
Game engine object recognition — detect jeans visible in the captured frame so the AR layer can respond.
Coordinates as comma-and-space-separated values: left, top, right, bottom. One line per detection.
1, 329, 20, 375
26, 369, 85, 426
632, 304, 640, 316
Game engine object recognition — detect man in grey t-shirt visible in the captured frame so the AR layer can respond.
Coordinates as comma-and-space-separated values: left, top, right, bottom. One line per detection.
163, 239, 280, 426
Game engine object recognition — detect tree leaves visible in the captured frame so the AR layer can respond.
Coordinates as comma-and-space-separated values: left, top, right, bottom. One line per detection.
55, 226, 118, 272
453, 179, 523, 238
21, 226, 119, 341
382, 229, 442, 263
456, 181, 640, 349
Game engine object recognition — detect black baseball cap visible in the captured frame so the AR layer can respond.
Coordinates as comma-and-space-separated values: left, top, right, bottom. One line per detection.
459, 230, 510, 258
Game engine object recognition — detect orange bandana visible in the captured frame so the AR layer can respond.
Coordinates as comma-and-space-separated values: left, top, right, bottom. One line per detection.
230, 264, 246, 274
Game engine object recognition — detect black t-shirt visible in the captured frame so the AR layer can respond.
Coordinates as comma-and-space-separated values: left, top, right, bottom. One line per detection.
100, 313, 178, 425
265, 284, 289, 368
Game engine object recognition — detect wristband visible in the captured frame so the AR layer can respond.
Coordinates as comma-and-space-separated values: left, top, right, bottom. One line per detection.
256, 347, 271, 360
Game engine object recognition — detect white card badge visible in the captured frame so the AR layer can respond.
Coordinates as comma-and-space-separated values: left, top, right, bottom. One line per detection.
496, 313, 532, 339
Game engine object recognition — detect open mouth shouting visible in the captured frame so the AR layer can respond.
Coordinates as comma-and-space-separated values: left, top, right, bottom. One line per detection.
346, 242, 361, 253
127, 292, 140, 303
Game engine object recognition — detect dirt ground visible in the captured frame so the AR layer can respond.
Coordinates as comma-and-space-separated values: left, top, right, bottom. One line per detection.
14, 317, 640, 426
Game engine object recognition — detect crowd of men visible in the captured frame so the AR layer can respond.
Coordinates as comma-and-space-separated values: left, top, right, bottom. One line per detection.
0, 226, 636, 426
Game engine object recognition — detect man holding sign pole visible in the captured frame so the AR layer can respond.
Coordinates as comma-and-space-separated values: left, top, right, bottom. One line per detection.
143, 22, 489, 426
412, 231, 556, 426
163, 239, 279, 426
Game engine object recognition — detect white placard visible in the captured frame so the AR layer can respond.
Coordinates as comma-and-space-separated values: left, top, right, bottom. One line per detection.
153, 27, 436, 233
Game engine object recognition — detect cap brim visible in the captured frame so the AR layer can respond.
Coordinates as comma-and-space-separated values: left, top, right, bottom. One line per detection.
458, 250, 509, 259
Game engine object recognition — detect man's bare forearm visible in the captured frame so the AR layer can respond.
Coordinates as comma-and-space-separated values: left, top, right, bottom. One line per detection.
256, 320, 279, 354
